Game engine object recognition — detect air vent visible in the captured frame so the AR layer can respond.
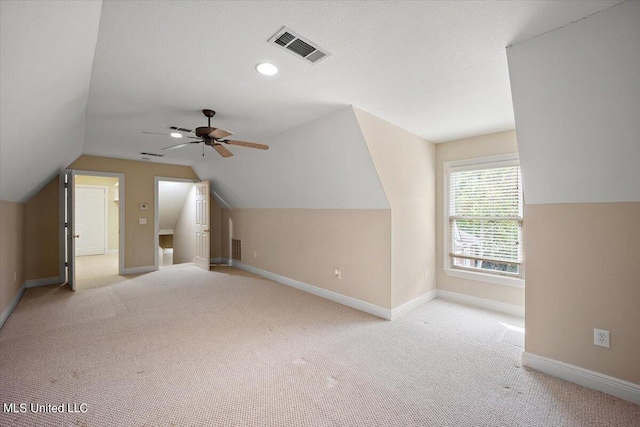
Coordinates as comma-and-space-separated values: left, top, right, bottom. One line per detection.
232, 239, 242, 261
169, 126, 192, 133
268, 26, 331, 64
139, 152, 164, 157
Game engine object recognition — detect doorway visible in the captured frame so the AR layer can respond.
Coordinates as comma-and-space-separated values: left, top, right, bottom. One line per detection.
155, 177, 196, 269
154, 177, 211, 270
60, 170, 125, 291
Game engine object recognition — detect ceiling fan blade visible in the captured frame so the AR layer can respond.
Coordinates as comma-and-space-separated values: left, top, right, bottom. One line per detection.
213, 143, 234, 158
223, 140, 269, 150
209, 128, 233, 139
162, 142, 192, 151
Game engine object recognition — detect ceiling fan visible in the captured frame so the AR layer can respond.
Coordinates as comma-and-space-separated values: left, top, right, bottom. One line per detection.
143, 109, 269, 157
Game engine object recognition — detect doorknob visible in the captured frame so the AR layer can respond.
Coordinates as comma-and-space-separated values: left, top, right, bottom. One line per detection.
204, 229, 211, 233
72, 234, 80, 239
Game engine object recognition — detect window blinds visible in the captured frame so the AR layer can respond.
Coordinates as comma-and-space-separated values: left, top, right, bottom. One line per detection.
449, 165, 523, 275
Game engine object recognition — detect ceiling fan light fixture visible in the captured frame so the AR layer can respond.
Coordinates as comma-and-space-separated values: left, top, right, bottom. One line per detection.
170, 132, 183, 138
256, 62, 278, 76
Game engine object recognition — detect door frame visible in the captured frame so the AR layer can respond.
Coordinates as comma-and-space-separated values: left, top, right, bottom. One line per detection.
75, 184, 109, 256
154, 176, 198, 271
59, 170, 125, 283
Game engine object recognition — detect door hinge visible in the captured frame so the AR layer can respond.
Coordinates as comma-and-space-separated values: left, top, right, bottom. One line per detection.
65, 262, 69, 267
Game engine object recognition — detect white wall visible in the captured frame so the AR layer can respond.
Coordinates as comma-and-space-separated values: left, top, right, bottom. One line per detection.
192, 107, 389, 209
173, 186, 196, 264
158, 181, 193, 230
0, 1, 102, 202
507, 0, 640, 205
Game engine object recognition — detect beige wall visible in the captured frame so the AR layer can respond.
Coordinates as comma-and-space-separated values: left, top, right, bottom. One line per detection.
354, 108, 436, 308
23, 156, 224, 279
24, 177, 60, 281
75, 174, 119, 251
210, 196, 222, 259
173, 186, 196, 264
0, 200, 25, 317
525, 202, 640, 384
68, 156, 199, 269
435, 130, 524, 307
221, 209, 392, 309
0, 200, 25, 313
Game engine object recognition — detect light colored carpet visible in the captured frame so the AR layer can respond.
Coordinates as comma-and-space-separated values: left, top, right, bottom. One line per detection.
76, 253, 119, 286
0, 264, 638, 426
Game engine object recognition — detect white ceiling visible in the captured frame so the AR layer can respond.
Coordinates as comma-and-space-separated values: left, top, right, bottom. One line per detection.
508, 0, 640, 204
158, 181, 194, 230
0, 0, 623, 202
0, 0, 102, 202
192, 107, 389, 209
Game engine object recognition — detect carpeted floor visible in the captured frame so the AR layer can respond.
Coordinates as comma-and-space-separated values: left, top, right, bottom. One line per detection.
0, 264, 638, 426
76, 253, 119, 289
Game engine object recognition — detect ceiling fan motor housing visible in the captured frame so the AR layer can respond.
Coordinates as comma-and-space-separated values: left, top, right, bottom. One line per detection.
195, 127, 215, 138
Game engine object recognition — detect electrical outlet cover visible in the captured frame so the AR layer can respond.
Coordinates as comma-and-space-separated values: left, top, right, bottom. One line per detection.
594, 328, 610, 348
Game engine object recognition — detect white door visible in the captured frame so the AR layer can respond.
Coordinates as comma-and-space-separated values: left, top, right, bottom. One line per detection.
194, 180, 210, 270
62, 170, 77, 291
75, 186, 107, 256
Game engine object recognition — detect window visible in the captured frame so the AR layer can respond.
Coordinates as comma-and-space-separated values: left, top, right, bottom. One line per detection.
444, 154, 524, 287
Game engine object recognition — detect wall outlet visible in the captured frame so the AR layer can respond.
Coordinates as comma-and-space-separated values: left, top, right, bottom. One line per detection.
594, 328, 610, 348
334, 268, 341, 280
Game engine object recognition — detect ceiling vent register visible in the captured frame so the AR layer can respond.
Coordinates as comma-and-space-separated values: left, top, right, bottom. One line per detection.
268, 26, 331, 64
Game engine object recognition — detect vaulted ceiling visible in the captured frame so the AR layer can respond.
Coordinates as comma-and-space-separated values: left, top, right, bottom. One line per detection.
0, 0, 623, 202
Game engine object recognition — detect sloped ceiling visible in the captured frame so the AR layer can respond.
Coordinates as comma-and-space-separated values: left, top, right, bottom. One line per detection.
507, 0, 640, 204
158, 181, 193, 230
193, 107, 388, 209
0, 1, 624, 204
0, 1, 102, 202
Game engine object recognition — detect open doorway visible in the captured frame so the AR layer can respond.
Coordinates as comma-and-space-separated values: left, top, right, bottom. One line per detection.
74, 174, 120, 287
155, 178, 198, 269
60, 170, 125, 291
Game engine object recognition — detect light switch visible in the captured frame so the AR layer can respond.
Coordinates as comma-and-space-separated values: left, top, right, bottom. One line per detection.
139, 218, 147, 225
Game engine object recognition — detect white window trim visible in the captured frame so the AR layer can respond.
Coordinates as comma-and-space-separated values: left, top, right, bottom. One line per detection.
443, 153, 525, 289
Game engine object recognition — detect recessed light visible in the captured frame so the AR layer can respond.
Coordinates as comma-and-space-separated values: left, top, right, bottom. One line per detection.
256, 62, 278, 76
170, 132, 183, 138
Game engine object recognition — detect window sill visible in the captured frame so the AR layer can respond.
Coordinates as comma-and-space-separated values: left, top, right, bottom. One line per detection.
443, 268, 525, 289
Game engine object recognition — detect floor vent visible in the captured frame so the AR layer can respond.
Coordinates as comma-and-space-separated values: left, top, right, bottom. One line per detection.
268, 26, 331, 64
232, 239, 242, 262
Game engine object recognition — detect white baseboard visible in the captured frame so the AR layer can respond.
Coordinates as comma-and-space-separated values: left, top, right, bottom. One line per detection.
122, 265, 155, 275
0, 283, 25, 329
391, 290, 437, 319
209, 257, 223, 264
230, 260, 392, 320
107, 249, 119, 255
436, 289, 524, 317
522, 352, 640, 405
25, 276, 63, 288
